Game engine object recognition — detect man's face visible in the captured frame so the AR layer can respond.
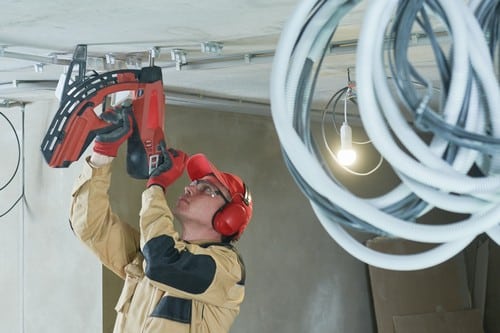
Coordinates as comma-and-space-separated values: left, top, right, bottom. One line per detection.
174, 175, 230, 228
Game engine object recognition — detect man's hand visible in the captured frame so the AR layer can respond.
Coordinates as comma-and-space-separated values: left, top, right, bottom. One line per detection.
147, 142, 188, 191
93, 101, 134, 157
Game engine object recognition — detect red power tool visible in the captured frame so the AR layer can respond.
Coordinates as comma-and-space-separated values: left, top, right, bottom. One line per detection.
41, 45, 166, 179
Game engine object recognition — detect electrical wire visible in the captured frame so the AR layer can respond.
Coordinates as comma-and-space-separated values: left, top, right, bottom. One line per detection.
321, 83, 384, 176
0, 108, 24, 218
270, 0, 500, 270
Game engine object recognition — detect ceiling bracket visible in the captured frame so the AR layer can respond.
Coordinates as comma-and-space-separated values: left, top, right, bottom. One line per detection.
201, 41, 223, 55
34, 63, 45, 73
170, 49, 188, 70
105, 53, 116, 65
244, 53, 254, 64
149, 47, 160, 66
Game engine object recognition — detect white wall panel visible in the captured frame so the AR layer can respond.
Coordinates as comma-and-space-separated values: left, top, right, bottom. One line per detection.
0, 101, 102, 333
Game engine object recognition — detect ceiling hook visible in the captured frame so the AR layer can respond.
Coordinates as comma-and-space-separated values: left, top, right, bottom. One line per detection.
149, 47, 160, 66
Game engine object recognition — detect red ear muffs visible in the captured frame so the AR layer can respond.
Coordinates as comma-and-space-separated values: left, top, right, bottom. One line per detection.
212, 184, 252, 238
213, 203, 249, 236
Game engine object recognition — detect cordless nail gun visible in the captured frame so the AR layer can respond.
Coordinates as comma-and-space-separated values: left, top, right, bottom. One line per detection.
40, 45, 166, 179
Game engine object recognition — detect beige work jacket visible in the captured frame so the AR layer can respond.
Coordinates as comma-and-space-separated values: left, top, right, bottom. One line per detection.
69, 159, 245, 332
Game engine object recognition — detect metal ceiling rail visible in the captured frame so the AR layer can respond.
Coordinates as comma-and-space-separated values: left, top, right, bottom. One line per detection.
0, 49, 72, 66
0, 30, 449, 72
0, 78, 361, 124
328, 30, 450, 55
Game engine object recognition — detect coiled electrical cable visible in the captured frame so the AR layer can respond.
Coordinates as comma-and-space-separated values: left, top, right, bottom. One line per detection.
270, 0, 500, 270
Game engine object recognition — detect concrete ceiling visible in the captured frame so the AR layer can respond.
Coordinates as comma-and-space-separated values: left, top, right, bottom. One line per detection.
0, 0, 443, 117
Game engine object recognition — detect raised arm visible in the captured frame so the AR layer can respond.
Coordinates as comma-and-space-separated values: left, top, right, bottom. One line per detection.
70, 155, 140, 279
69, 104, 139, 279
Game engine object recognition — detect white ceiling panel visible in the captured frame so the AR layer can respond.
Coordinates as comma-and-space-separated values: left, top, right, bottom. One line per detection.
0, 0, 447, 115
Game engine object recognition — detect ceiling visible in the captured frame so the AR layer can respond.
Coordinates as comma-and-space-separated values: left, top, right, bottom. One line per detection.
0, 0, 443, 117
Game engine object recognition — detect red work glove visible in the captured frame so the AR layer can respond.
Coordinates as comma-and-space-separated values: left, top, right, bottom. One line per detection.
147, 142, 188, 191
93, 102, 134, 157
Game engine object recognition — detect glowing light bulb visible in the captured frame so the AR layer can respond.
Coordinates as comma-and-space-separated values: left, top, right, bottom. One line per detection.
338, 121, 356, 166
338, 148, 356, 166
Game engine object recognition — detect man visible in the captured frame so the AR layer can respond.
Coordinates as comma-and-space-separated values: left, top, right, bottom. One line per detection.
69, 106, 253, 332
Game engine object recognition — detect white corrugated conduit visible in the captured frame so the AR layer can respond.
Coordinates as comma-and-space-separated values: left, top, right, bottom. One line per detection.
270, 0, 500, 270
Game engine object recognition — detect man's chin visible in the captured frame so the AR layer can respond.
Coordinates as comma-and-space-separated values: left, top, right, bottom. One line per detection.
173, 200, 187, 216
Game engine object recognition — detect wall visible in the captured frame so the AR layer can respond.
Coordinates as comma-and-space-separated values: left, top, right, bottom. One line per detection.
5, 100, 497, 333
0, 99, 374, 333
101, 104, 375, 332
0, 100, 102, 333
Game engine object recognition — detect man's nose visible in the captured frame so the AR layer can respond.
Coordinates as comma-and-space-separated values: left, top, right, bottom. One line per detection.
184, 185, 193, 195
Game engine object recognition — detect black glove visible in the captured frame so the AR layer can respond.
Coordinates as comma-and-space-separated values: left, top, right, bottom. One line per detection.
147, 142, 188, 191
93, 101, 133, 157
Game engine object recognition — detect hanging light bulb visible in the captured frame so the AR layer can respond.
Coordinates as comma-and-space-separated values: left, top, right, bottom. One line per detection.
337, 84, 356, 166
338, 121, 356, 165
321, 68, 383, 175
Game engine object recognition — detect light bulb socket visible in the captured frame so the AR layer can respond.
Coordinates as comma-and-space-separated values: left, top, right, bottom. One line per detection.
340, 121, 352, 149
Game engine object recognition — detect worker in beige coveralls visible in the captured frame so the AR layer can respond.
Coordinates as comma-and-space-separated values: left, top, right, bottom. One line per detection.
69, 106, 253, 332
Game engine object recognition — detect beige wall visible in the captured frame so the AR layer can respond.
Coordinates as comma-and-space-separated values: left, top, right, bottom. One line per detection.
0, 101, 372, 333
103, 105, 374, 332
3, 100, 498, 333
2, 100, 373, 333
